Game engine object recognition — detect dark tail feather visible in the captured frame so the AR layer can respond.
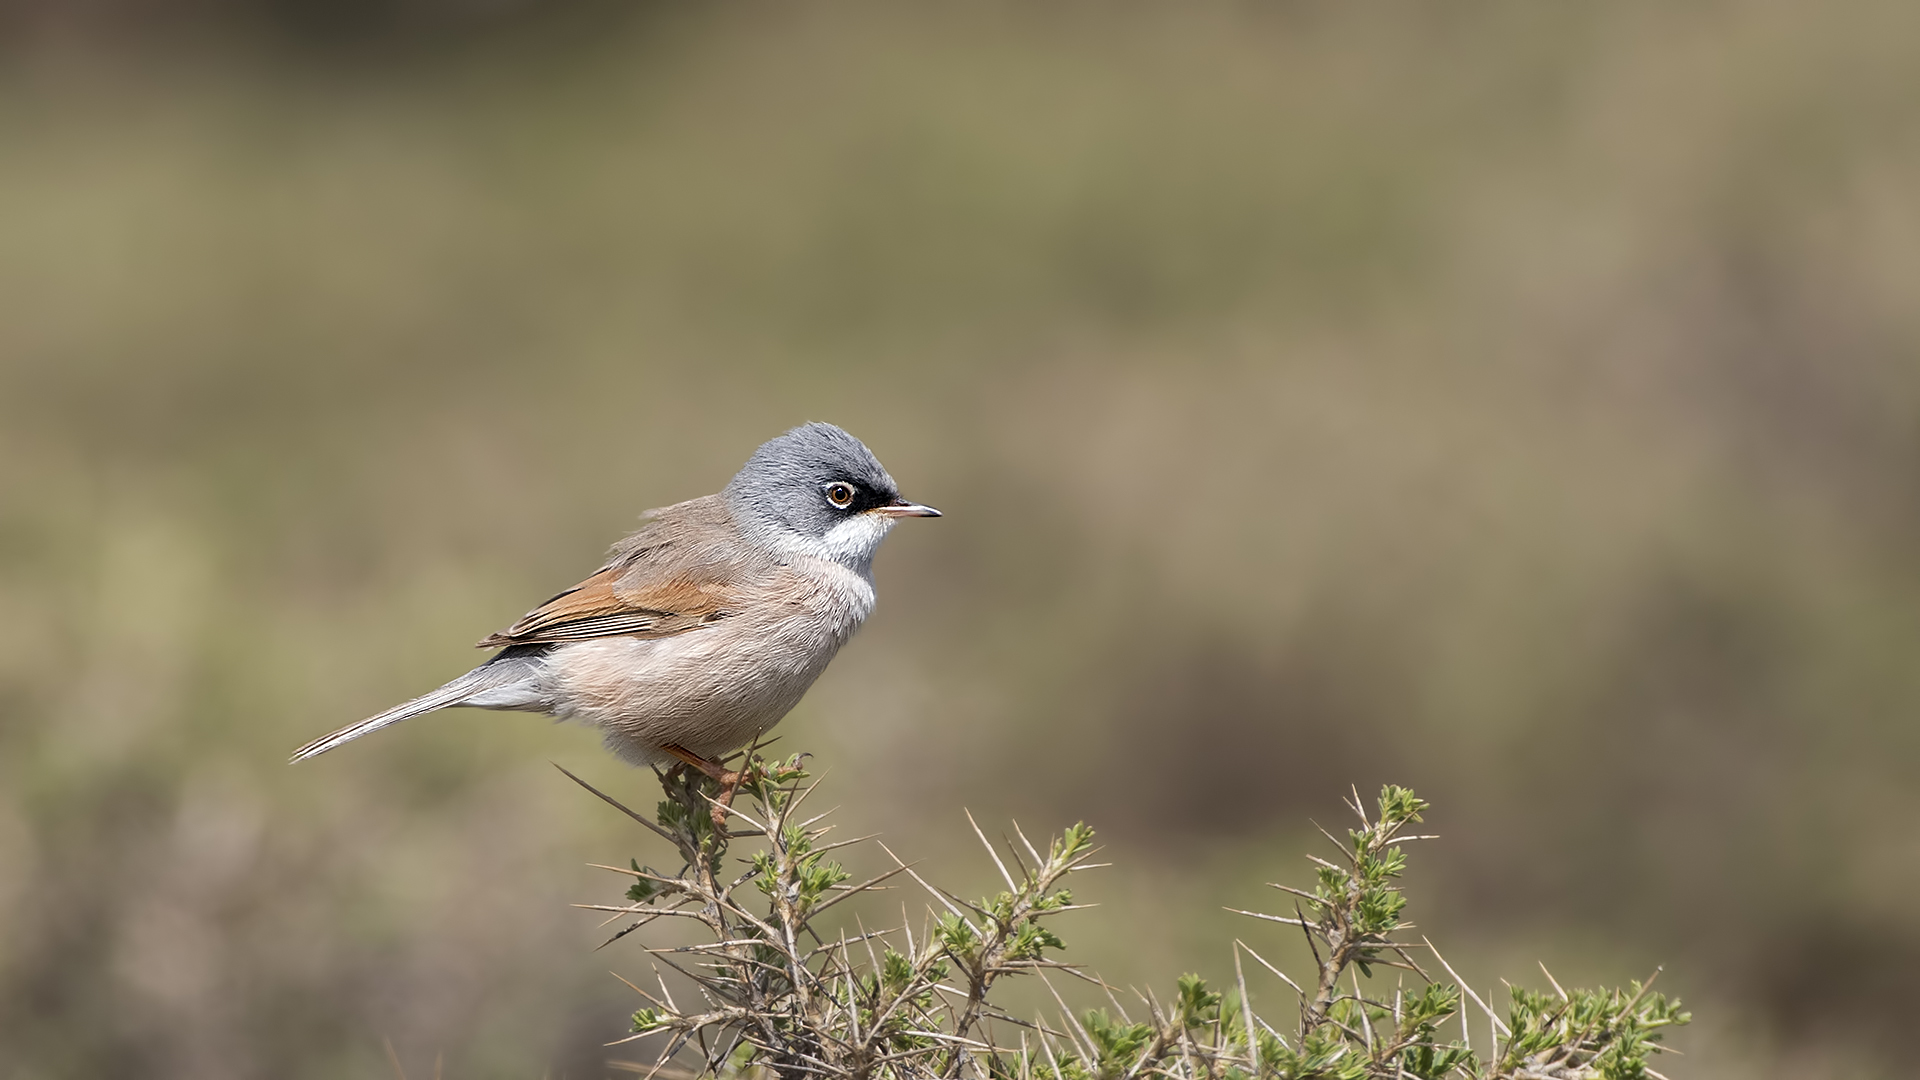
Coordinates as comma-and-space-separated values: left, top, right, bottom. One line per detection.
289, 655, 538, 763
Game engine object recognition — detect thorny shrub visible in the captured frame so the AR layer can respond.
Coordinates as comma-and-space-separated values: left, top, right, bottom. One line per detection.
563, 756, 1687, 1080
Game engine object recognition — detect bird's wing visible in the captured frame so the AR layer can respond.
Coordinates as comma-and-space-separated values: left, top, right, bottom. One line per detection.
475, 497, 768, 648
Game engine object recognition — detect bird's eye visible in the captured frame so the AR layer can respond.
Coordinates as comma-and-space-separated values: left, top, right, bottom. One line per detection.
823, 482, 856, 509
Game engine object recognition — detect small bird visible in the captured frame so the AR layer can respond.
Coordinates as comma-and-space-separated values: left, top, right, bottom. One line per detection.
291, 422, 939, 820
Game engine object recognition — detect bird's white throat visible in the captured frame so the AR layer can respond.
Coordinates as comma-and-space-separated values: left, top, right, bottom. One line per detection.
822, 513, 896, 573
764, 512, 896, 576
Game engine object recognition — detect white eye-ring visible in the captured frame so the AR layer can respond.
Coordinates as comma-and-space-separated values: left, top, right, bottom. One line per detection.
823, 482, 857, 509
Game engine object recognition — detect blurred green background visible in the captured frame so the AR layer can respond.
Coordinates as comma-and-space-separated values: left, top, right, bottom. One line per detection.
3, 1, 1919, 1076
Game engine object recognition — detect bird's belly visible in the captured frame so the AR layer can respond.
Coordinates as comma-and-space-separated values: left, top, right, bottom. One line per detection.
544, 614, 847, 765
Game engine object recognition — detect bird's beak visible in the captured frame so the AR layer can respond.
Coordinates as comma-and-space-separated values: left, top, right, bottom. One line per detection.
876, 498, 941, 518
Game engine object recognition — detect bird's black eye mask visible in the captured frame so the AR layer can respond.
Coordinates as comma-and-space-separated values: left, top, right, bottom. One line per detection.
821, 479, 898, 515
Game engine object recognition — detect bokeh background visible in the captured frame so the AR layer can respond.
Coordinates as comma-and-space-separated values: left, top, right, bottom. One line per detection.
4, 1, 1919, 1076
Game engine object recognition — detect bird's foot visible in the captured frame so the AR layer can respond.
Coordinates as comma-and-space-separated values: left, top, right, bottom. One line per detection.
661, 745, 762, 831
709, 767, 754, 831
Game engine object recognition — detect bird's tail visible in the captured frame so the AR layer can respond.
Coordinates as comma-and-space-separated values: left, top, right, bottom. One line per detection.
289, 652, 542, 763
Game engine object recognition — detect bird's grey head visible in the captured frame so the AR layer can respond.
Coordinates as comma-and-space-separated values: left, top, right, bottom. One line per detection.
724, 422, 940, 572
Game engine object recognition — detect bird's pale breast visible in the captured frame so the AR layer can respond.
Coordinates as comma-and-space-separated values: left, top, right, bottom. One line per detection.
545, 555, 876, 765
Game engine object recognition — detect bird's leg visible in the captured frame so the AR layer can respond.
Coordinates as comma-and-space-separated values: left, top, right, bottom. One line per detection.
660, 745, 756, 830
